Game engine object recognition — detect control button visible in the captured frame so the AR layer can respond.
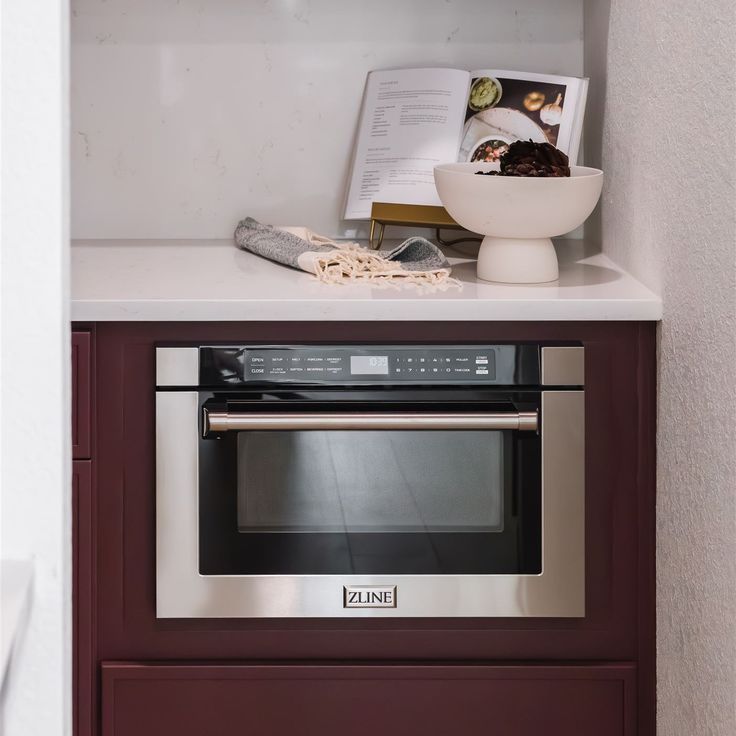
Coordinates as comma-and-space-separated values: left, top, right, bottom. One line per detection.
476, 368, 489, 375
249, 356, 265, 363
475, 357, 489, 364
250, 367, 265, 374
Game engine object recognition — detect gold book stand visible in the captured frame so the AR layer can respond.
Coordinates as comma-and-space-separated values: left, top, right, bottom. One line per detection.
368, 202, 481, 250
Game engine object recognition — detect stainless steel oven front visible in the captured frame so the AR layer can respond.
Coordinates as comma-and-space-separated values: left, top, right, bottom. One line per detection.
155, 343, 584, 618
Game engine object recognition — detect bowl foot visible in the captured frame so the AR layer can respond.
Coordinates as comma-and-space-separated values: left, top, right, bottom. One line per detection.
476, 236, 559, 284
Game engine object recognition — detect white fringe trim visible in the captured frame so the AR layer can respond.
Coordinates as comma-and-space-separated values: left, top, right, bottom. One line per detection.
312, 245, 461, 291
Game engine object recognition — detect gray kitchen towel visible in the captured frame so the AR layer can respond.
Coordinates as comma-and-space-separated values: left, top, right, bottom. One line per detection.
234, 217, 460, 288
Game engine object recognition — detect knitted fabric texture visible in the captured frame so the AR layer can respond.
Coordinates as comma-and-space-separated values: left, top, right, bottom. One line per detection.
234, 217, 460, 289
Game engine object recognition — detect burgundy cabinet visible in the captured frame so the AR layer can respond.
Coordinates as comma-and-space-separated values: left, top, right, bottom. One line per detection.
93, 322, 655, 661
102, 663, 637, 736
73, 321, 656, 735
72, 328, 96, 736
73, 460, 95, 736
72, 331, 92, 459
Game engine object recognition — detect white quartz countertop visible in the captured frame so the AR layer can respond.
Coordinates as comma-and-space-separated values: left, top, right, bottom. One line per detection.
71, 239, 662, 322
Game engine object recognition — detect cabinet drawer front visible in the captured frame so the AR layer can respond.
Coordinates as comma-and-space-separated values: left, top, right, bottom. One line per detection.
102, 663, 636, 736
72, 331, 92, 459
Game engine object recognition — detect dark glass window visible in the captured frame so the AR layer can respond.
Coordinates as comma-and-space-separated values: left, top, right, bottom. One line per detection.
237, 430, 504, 533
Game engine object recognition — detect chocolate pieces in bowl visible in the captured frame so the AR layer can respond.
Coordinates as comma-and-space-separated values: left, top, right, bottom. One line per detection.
476, 139, 571, 178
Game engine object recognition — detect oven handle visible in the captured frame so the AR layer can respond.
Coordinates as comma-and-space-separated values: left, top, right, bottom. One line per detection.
202, 409, 538, 435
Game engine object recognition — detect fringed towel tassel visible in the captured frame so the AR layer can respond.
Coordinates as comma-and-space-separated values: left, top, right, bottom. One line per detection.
313, 245, 460, 290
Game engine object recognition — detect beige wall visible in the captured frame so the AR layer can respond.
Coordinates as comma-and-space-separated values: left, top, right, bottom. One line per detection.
601, 0, 736, 733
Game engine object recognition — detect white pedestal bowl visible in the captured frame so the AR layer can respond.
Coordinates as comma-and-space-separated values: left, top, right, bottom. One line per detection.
434, 163, 603, 283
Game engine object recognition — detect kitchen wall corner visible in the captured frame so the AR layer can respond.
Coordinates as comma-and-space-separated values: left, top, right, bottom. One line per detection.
602, 1, 736, 733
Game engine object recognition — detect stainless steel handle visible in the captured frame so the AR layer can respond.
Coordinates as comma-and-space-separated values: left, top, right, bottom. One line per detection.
203, 410, 538, 434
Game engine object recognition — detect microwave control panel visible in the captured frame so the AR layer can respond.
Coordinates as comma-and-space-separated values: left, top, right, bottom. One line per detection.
169, 344, 583, 388
243, 347, 499, 382
196, 344, 548, 386
191, 344, 542, 386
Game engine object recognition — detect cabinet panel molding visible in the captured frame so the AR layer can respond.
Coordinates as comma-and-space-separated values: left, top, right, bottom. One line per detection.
72, 331, 92, 459
102, 662, 637, 736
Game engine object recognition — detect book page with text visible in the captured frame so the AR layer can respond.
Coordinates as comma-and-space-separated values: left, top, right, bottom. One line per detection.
344, 68, 469, 220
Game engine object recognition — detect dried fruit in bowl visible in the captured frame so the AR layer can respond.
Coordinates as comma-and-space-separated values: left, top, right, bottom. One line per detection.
476, 140, 571, 178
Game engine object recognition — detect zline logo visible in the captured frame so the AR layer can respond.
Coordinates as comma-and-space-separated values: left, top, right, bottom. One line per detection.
343, 585, 397, 609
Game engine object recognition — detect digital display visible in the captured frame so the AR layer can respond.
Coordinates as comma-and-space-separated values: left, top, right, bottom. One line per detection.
350, 355, 389, 375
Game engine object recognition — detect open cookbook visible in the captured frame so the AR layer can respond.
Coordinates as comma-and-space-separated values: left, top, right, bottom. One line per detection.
344, 68, 588, 220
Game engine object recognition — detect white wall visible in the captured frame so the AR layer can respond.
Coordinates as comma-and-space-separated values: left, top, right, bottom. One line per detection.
602, 1, 736, 733
70, 0, 584, 240
0, 1, 71, 735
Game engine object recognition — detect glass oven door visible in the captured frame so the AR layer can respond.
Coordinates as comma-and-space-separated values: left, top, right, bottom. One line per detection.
197, 390, 541, 577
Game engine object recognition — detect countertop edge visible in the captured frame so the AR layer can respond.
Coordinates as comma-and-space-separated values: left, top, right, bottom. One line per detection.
71, 299, 663, 322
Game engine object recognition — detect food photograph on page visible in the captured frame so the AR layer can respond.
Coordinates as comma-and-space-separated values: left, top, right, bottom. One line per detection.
459, 77, 570, 163
343, 68, 587, 220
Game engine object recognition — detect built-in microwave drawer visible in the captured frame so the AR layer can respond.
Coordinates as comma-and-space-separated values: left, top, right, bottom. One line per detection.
156, 343, 586, 619
102, 662, 636, 736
